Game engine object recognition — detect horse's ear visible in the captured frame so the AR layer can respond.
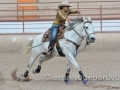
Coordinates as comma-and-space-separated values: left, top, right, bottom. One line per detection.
88, 16, 91, 21
83, 17, 85, 21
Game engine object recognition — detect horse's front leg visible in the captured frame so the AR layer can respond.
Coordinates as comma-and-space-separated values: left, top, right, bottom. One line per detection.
66, 53, 88, 84
65, 55, 78, 84
64, 60, 72, 84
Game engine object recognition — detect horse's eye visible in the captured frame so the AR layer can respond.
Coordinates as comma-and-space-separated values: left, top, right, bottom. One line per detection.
86, 26, 88, 29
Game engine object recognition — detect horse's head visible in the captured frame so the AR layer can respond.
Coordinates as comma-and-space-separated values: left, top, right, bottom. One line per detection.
66, 17, 96, 43
82, 17, 96, 43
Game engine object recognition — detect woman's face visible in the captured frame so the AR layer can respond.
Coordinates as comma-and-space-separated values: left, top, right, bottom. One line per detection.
63, 6, 69, 11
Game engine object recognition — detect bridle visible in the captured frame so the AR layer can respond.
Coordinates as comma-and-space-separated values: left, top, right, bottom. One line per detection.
66, 19, 95, 51
83, 20, 95, 40
69, 20, 95, 40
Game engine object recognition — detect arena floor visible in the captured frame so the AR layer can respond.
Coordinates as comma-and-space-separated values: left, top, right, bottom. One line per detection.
0, 33, 120, 90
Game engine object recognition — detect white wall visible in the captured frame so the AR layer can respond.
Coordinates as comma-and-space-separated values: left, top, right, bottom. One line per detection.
0, 20, 120, 33
0, 33, 120, 52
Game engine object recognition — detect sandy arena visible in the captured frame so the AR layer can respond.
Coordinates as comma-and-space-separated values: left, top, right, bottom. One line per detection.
0, 33, 120, 90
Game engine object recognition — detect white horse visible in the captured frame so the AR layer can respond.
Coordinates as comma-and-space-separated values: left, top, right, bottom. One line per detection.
21, 17, 96, 84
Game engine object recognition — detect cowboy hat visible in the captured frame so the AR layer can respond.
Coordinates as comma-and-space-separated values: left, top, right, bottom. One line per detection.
58, 1, 72, 8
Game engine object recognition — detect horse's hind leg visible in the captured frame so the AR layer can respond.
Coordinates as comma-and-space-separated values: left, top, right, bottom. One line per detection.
21, 53, 40, 77
32, 55, 53, 74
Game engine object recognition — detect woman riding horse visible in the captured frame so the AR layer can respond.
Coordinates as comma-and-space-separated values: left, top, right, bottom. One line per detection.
47, 1, 80, 55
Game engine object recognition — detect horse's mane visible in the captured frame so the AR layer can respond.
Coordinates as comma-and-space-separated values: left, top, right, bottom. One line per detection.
66, 17, 84, 31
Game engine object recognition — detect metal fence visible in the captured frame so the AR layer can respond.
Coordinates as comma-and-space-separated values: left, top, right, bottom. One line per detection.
0, 1, 120, 34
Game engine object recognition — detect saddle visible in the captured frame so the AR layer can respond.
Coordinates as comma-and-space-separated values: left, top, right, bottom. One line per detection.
42, 25, 66, 42
42, 25, 66, 57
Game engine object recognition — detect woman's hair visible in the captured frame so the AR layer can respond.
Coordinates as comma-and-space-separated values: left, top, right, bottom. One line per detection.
59, 6, 65, 9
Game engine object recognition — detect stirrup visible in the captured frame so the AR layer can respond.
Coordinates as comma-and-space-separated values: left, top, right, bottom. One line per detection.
46, 47, 53, 55
46, 50, 52, 55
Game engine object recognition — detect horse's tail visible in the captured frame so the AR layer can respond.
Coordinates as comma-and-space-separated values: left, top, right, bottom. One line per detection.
23, 39, 34, 56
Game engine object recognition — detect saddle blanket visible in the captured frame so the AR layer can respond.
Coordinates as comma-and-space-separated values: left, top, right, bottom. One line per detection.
42, 26, 66, 42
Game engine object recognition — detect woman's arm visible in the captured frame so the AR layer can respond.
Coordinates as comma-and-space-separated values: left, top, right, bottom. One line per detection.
58, 10, 66, 21
69, 9, 80, 14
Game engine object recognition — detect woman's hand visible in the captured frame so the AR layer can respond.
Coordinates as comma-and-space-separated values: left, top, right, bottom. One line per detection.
66, 18, 71, 23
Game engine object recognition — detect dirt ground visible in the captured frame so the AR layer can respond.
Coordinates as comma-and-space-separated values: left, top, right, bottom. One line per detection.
0, 33, 120, 90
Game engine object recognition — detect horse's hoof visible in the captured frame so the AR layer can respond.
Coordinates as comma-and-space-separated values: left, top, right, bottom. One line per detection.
21, 73, 28, 78
32, 69, 40, 74
21, 71, 29, 78
33, 66, 41, 74
65, 80, 71, 84
35, 68, 40, 73
32, 70, 36, 74
83, 79, 88, 84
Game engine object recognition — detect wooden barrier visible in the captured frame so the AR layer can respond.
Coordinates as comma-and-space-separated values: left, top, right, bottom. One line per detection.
18, 0, 37, 3
18, 6, 38, 11
18, 0, 38, 20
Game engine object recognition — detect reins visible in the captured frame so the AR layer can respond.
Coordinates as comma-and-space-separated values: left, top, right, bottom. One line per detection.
30, 34, 48, 49
68, 22, 90, 52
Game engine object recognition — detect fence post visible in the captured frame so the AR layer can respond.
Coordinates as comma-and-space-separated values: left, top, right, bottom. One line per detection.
22, 7, 24, 33
100, 5, 102, 31
77, 2, 80, 17
17, 3, 18, 20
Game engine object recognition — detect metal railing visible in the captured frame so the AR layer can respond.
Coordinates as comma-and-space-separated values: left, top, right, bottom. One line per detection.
0, 1, 120, 34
